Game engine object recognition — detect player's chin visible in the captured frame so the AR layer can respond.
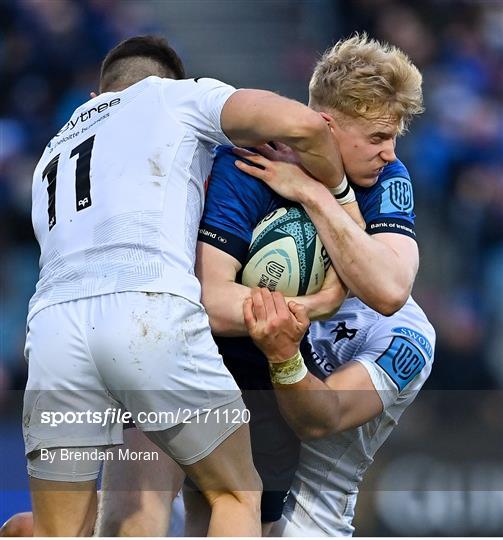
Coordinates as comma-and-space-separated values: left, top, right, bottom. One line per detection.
352, 174, 378, 188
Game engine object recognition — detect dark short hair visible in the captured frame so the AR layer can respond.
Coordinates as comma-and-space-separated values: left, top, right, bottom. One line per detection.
100, 35, 185, 86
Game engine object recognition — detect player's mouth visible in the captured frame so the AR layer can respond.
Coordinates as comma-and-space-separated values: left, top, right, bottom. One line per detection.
364, 167, 382, 179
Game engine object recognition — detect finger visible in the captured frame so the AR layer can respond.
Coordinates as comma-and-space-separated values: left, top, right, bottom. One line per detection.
275, 141, 291, 152
232, 147, 257, 158
271, 291, 290, 318
243, 297, 256, 331
260, 287, 277, 320
234, 159, 268, 181
251, 288, 267, 321
233, 148, 270, 169
255, 143, 278, 160
288, 301, 310, 327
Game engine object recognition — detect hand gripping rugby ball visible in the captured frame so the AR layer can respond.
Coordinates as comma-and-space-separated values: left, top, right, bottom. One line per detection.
241, 207, 330, 296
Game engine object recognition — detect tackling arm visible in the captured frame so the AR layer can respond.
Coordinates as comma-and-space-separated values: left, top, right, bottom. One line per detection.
220, 90, 344, 189
271, 362, 383, 440
243, 287, 383, 440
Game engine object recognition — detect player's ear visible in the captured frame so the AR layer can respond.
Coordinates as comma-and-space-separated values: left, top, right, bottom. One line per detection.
90, 91, 98, 99
319, 112, 346, 144
318, 112, 336, 134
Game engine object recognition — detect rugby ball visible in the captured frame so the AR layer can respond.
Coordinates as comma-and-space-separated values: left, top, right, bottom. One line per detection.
241, 207, 330, 296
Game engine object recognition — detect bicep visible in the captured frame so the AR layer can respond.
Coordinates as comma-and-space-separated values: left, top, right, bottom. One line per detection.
220, 89, 279, 146
325, 361, 384, 432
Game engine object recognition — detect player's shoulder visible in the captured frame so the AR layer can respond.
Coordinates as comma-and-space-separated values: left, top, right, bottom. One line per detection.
211, 145, 242, 179
214, 144, 235, 160
353, 158, 411, 200
379, 158, 410, 178
212, 145, 269, 190
354, 157, 415, 220
370, 296, 436, 378
160, 76, 233, 94
391, 297, 436, 355
339, 296, 436, 364
350, 298, 435, 398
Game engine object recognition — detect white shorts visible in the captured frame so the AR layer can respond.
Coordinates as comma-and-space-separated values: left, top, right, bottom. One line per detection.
23, 292, 241, 460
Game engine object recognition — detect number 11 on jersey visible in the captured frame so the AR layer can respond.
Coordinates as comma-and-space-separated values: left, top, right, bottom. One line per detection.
42, 135, 95, 230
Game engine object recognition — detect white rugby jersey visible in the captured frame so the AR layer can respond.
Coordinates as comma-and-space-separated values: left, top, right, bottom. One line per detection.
277, 296, 435, 537
28, 76, 236, 321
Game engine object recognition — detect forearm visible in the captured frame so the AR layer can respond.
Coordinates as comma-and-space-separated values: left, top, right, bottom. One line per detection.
286, 285, 346, 321
202, 281, 250, 337
273, 371, 341, 440
223, 91, 344, 188
206, 281, 344, 336
286, 122, 345, 190
302, 184, 414, 314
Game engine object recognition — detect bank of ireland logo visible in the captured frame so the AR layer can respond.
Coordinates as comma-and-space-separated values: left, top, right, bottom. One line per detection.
380, 177, 414, 214
376, 336, 426, 391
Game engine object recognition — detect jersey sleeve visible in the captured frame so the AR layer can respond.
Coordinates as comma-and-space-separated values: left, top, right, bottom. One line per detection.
355, 159, 417, 240
353, 317, 434, 409
162, 78, 237, 146
198, 146, 277, 265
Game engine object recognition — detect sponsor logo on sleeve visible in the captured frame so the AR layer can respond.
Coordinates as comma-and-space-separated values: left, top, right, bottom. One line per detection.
368, 220, 416, 237
376, 336, 426, 392
392, 327, 433, 359
380, 177, 414, 213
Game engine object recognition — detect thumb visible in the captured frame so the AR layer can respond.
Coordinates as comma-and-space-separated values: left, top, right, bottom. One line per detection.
288, 301, 309, 326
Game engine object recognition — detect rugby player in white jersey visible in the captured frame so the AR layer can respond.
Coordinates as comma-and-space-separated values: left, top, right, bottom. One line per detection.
22, 34, 349, 536
244, 284, 434, 537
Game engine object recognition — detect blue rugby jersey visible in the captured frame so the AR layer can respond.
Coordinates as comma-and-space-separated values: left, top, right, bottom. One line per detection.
198, 145, 416, 267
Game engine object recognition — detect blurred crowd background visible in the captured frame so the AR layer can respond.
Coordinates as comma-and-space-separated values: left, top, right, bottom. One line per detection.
1, 0, 502, 535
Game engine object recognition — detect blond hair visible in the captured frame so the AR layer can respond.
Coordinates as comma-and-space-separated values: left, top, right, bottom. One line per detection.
309, 33, 424, 132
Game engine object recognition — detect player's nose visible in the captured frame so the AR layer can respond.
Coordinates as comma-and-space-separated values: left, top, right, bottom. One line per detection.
380, 138, 397, 163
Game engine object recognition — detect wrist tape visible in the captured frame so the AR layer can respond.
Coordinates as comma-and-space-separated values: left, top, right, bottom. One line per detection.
328, 175, 356, 205
269, 350, 308, 385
